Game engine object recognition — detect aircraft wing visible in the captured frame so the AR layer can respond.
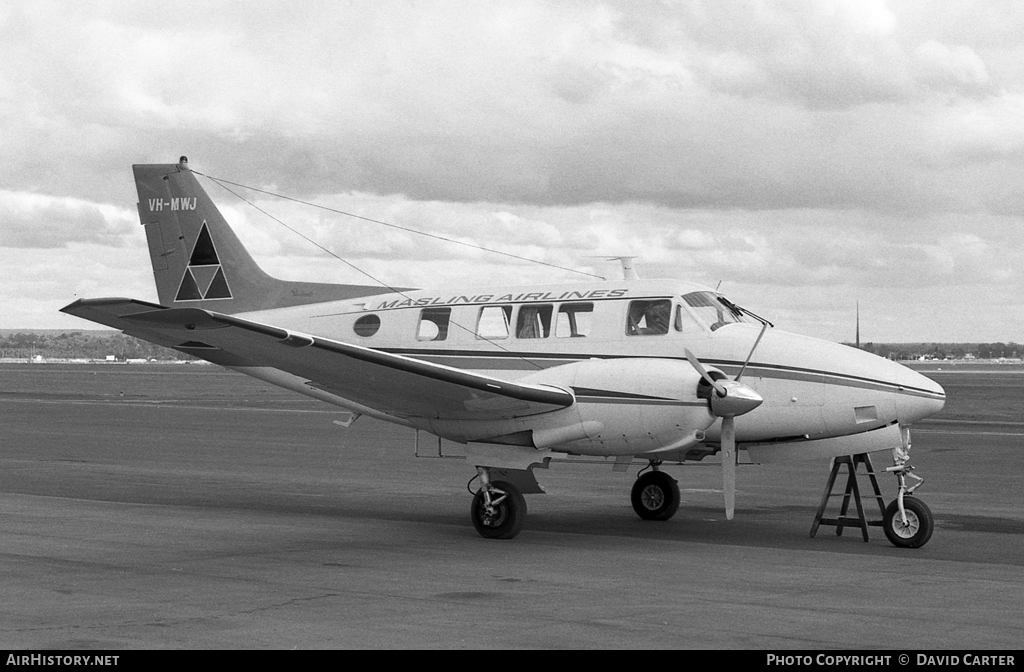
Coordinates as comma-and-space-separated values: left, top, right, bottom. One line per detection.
61, 298, 575, 421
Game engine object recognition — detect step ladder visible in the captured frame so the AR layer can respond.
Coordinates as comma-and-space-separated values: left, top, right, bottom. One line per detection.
810, 453, 888, 542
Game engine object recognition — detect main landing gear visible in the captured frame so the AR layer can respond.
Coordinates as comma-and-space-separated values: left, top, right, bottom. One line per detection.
469, 467, 527, 539
630, 462, 680, 521
469, 462, 685, 539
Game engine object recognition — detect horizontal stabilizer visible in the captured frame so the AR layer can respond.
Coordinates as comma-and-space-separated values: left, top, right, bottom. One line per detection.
60, 297, 167, 331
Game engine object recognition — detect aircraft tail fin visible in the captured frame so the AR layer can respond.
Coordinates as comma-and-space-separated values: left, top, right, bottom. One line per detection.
134, 158, 387, 314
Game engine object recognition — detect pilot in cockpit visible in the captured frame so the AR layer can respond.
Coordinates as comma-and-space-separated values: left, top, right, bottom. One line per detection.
628, 300, 670, 335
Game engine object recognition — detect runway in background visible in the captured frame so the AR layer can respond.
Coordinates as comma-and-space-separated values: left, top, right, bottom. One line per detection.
1, 364, 1022, 649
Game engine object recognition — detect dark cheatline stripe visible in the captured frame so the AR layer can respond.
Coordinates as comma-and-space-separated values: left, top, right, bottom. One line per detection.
380, 348, 944, 399
571, 387, 697, 407
571, 387, 672, 401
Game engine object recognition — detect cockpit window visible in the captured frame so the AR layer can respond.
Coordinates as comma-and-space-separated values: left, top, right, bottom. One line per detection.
673, 305, 687, 332
682, 291, 752, 331
626, 299, 671, 336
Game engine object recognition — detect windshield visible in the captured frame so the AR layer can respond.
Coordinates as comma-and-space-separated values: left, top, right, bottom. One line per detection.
682, 291, 754, 331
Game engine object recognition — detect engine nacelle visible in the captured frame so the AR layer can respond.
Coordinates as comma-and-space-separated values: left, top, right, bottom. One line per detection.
519, 358, 716, 456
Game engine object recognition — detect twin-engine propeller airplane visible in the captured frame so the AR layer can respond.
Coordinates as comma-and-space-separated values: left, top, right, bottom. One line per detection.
62, 158, 946, 546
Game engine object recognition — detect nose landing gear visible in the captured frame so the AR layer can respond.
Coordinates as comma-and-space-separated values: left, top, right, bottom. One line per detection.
882, 451, 933, 548
882, 495, 933, 548
810, 431, 935, 548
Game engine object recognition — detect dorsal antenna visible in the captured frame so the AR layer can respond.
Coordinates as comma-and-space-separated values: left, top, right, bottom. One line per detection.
603, 256, 639, 281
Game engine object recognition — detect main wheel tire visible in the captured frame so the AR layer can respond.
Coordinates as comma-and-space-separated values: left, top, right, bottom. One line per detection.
631, 471, 680, 521
471, 480, 527, 539
882, 496, 934, 548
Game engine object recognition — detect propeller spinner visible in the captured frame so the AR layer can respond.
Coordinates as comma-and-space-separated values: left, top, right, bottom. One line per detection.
684, 348, 763, 520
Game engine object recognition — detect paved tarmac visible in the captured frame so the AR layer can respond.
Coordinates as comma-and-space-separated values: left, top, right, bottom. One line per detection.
1, 364, 1022, 649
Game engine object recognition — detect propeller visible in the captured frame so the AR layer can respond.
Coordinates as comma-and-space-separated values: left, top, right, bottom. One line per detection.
684, 348, 763, 520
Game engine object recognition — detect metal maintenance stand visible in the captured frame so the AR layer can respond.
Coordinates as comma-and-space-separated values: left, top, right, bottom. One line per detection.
810, 453, 887, 542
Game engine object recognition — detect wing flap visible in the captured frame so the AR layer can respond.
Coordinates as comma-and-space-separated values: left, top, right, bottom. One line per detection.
109, 305, 574, 421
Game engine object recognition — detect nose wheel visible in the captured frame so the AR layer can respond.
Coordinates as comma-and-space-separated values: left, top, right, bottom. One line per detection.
882, 438, 933, 548
882, 496, 933, 548
630, 468, 680, 521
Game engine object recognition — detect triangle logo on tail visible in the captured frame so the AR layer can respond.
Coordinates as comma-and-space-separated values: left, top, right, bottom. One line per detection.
175, 221, 233, 301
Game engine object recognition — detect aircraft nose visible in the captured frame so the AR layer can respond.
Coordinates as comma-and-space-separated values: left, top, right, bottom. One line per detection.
895, 365, 945, 424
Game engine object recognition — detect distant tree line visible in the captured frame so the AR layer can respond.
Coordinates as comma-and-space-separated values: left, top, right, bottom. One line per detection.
2, 330, 1019, 362
0, 331, 192, 361
849, 342, 1022, 360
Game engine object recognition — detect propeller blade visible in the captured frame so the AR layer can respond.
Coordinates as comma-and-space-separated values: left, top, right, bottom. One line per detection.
685, 348, 753, 521
684, 348, 726, 397
722, 416, 736, 520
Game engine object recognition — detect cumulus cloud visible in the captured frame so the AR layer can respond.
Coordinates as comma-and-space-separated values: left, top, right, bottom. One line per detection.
1, 0, 1022, 340
0, 191, 136, 248
913, 40, 992, 93
0, 242, 155, 329
1, 0, 1017, 213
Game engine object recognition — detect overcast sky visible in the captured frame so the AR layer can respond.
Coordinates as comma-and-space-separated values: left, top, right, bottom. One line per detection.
2, 0, 1022, 342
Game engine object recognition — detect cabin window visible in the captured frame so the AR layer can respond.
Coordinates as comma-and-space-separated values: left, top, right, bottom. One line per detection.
555, 302, 593, 338
626, 299, 671, 336
353, 314, 381, 337
417, 307, 451, 341
477, 305, 513, 340
516, 304, 552, 339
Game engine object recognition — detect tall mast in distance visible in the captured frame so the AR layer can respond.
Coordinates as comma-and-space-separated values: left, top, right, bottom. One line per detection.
855, 301, 860, 349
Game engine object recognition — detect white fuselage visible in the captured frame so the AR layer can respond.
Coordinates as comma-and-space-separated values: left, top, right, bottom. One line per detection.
235, 278, 945, 459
